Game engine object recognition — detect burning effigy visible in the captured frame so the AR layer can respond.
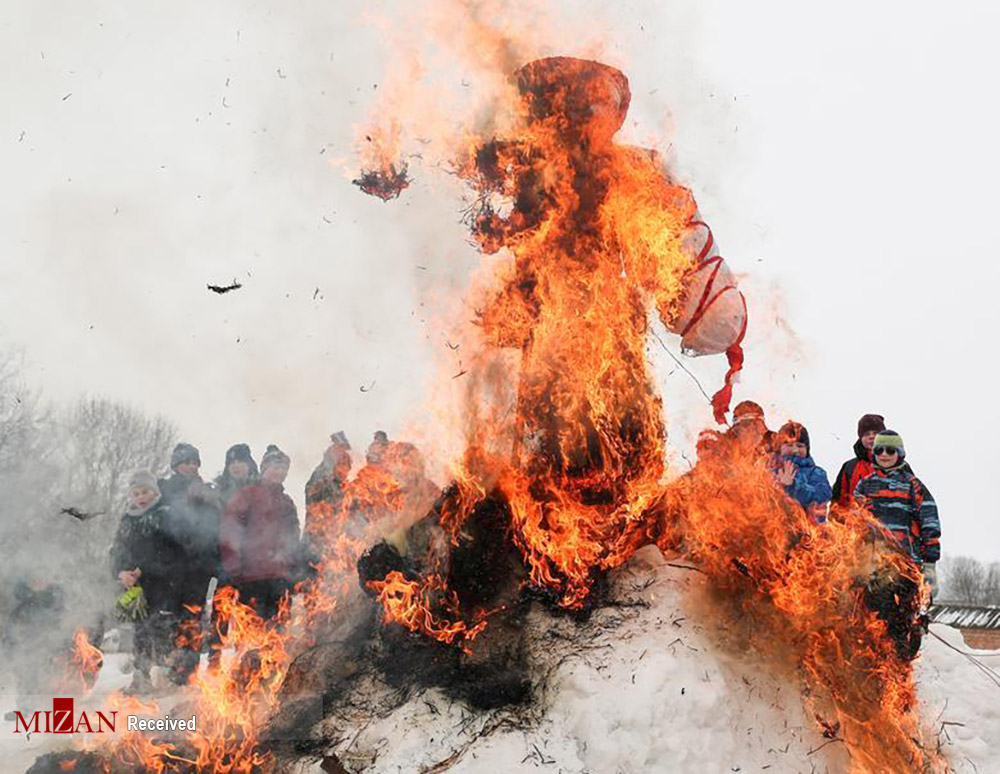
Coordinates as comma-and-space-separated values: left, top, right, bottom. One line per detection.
341, 55, 943, 773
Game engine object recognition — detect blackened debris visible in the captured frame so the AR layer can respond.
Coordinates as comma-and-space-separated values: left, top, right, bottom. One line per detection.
60, 506, 103, 521
358, 541, 416, 592
864, 572, 923, 660
353, 162, 410, 201
816, 715, 841, 740
207, 279, 243, 294
26, 751, 106, 774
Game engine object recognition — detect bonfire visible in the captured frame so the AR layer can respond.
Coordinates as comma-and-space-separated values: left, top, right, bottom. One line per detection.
28, 52, 942, 774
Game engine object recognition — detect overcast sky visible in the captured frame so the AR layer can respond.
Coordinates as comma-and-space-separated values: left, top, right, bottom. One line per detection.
2, 1, 997, 563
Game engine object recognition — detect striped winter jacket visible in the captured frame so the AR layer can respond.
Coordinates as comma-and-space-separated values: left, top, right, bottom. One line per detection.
832, 440, 915, 508
853, 466, 941, 563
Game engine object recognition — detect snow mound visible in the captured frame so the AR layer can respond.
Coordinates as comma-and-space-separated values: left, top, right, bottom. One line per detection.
917, 624, 1000, 772
309, 547, 1000, 774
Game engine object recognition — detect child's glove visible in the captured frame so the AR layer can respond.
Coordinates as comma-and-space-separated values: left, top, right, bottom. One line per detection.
116, 585, 149, 622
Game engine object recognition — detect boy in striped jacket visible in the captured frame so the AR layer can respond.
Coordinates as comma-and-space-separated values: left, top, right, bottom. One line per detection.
853, 430, 941, 595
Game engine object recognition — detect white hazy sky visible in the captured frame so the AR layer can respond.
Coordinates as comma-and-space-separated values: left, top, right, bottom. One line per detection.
2, 1, 998, 562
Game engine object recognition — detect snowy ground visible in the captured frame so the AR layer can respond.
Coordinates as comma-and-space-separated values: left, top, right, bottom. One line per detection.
305, 548, 1000, 774
3, 549, 998, 773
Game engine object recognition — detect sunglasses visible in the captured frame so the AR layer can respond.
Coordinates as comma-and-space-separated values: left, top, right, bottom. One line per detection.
873, 446, 899, 456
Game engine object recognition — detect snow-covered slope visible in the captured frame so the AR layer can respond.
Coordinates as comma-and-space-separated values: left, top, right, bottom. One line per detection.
310, 547, 1000, 774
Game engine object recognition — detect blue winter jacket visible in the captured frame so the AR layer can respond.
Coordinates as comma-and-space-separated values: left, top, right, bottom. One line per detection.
772, 455, 833, 521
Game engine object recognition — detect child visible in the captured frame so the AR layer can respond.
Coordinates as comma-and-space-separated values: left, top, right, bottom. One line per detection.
771, 421, 832, 523
220, 445, 303, 622
832, 413, 886, 507
853, 430, 941, 594
214, 443, 260, 508
109, 471, 187, 695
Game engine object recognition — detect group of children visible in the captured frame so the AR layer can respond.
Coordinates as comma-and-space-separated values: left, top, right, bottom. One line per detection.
110, 442, 303, 694
107, 404, 943, 693
702, 402, 942, 594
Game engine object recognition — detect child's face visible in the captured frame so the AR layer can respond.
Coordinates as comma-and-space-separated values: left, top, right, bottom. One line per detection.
262, 463, 289, 485
781, 441, 808, 457
129, 486, 158, 510
874, 447, 900, 469
175, 461, 199, 478
227, 460, 250, 480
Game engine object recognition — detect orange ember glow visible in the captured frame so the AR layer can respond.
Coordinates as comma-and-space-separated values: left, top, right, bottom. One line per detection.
667, 441, 939, 771
44, 33, 944, 774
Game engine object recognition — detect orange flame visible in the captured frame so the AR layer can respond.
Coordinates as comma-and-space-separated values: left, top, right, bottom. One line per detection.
80, 588, 289, 772
67, 628, 103, 693
367, 571, 488, 652
664, 439, 941, 771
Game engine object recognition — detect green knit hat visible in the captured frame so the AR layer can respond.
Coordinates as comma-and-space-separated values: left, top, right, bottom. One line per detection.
873, 430, 905, 458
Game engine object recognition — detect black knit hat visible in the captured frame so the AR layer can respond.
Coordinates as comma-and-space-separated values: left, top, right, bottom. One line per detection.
777, 421, 810, 455
170, 442, 201, 470
857, 413, 886, 438
224, 444, 259, 477
261, 444, 290, 471
366, 431, 390, 464
329, 431, 351, 449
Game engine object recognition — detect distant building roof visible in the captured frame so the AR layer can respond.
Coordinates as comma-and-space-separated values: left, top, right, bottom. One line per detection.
930, 604, 1000, 630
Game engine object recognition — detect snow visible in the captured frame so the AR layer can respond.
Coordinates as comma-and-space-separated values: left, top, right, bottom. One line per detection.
3, 549, 999, 773
309, 548, 1000, 774
916, 625, 1000, 772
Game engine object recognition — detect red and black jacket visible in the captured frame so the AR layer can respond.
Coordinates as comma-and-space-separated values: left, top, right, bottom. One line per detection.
832, 440, 873, 508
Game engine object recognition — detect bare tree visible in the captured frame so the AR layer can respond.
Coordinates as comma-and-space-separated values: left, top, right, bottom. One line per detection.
945, 556, 989, 604
984, 563, 1000, 606
0, 348, 51, 471
0, 349, 58, 577
58, 396, 177, 517
48, 397, 178, 587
